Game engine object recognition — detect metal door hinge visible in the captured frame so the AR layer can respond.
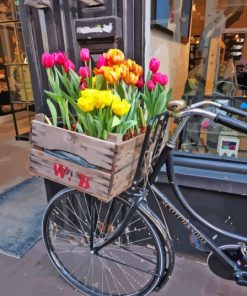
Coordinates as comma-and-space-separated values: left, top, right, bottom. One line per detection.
24, 0, 50, 8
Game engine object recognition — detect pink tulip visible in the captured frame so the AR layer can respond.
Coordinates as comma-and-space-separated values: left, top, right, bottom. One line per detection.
41, 52, 55, 68
63, 59, 75, 73
79, 66, 90, 79
80, 48, 90, 62
147, 80, 155, 91
149, 58, 160, 73
96, 54, 108, 68
54, 51, 67, 66
136, 76, 144, 89
152, 72, 168, 86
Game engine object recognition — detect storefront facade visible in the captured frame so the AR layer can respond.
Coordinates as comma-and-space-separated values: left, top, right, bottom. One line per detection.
14, 0, 247, 258
145, 0, 247, 195
17, 0, 247, 197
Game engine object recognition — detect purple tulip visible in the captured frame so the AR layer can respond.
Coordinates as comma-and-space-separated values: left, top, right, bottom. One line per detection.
80, 48, 90, 62
147, 79, 155, 91
41, 52, 55, 68
79, 66, 90, 79
96, 55, 107, 68
149, 58, 160, 73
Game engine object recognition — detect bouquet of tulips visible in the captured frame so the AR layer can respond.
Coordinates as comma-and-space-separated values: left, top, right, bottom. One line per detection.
41, 48, 172, 140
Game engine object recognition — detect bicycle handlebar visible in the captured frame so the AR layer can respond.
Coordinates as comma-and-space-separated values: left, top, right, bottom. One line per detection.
173, 107, 247, 134
219, 104, 247, 118
214, 113, 247, 134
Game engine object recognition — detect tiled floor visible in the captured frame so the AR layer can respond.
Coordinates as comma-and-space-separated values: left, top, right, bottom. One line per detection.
0, 113, 31, 193
0, 240, 246, 296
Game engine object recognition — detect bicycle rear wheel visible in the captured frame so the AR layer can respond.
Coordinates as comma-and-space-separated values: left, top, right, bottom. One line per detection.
42, 188, 165, 296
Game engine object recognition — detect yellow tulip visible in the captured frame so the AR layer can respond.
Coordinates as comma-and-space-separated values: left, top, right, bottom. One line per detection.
112, 99, 131, 116
77, 96, 95, 112
94, 90, 113, 109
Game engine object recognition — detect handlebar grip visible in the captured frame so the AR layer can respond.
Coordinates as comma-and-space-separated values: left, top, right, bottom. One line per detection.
219, 105, 247, 117
214, 113, 247, 134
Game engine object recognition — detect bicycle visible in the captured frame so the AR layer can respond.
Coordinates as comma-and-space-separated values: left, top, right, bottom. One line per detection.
42, 99, 247, 296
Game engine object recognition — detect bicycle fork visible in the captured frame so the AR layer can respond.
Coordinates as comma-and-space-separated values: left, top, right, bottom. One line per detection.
90, 192, 145, 254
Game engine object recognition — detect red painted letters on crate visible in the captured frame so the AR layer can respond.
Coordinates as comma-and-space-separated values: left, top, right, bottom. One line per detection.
53, 163, 90, 189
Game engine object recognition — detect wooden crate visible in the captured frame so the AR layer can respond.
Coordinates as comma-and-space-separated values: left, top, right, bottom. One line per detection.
29, 114, 145, 202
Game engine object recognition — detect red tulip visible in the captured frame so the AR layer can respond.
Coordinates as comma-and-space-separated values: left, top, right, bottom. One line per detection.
136, 76, 144, 89
41, 52, 55, 68
79, 66, 90, 79
147, 79, 155, 91
152, 73, 168, 86
80, 48, 90, 62
54, 51, 67, 66
149, 58, 160, 73
96, 54, 108, 68
80, 79, 88, 90
63, 59, 75, 73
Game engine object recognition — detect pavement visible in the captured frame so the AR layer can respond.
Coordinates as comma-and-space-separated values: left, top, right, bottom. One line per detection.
0, 240, 246, 296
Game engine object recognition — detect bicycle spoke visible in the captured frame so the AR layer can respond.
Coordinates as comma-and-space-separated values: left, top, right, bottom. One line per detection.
43, 191, 163, 296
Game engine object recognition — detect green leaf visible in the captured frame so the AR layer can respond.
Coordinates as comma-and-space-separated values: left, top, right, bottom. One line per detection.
64, 100, 71, 130
77, 112, 89, 131
112, 115, 121, 128
141, 93, 153, 115
167, 87, 173, 102
120, 120, 137, 135
57, 100, 66, 125
44, 90, 59, 103
153, 91, 166, 115
94, 119, 103, 138
47, 99, 57, 126
76, 122, 83, 133
95, 75, 105, 90
86, 113, 95, 136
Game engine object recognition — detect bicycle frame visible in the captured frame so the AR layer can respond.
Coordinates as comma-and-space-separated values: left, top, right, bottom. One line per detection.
92, 103, 247, 280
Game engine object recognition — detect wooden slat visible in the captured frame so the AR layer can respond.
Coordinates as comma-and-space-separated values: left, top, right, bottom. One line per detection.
30, 148, 112, 201
114, 133, 145, 172
31, 120, 116, 171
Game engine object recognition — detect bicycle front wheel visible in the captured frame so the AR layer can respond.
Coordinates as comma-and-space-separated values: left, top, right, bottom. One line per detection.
42, 188, 165, 296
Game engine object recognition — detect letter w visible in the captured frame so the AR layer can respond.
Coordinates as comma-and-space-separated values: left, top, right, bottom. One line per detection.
53, 163, 68, 179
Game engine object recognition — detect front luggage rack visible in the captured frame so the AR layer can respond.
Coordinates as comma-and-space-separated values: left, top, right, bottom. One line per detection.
133, 111, 169, 184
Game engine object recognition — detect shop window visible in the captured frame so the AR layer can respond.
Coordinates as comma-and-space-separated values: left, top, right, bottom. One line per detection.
150, 0, 247, 160
0, 1, 33, 107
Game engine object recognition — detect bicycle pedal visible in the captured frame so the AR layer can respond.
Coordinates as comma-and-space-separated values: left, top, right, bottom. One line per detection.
234, 270, 247, 287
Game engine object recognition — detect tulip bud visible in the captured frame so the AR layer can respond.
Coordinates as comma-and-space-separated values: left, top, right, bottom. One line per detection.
80, 79, 88, 90
149, 58, 160, 73
147, 80, 155, 91
79, 66, 90, 79
96, 55, 107, 68
80, 48, 90, 62
41, 52, 55, 68
136, 76, 144, 89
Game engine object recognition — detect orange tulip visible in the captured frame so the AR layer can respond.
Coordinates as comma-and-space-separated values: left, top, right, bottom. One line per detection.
124, 72, 139, 86
134, 64, 143, 77
104, 49, 125, 66
94, 66, 106, 76
103, 66, 121, 84
119, 64, 129, 79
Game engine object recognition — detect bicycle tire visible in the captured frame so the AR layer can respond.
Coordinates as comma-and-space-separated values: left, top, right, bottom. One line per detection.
42, 188, 166, 296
